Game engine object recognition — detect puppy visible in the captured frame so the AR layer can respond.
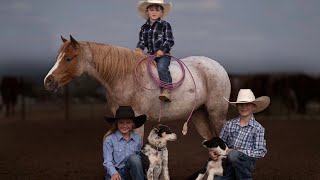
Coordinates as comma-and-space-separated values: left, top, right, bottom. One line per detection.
189, 137, 228, 180
141, 124, 177, 180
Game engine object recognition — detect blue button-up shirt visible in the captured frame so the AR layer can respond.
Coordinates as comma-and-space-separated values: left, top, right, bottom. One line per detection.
103, 130, 142, 176
137, 18, 174, 55
220, 116, 267, 158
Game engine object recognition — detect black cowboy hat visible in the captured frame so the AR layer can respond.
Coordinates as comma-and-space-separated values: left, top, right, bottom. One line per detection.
104, 106, 146, 129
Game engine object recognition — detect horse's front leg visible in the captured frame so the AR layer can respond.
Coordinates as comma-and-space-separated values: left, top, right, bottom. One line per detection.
160, 150, 170, 180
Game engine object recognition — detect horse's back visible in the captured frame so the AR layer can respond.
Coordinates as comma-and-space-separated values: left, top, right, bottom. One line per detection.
181, 56, 229, 78
171, 56, 230, 92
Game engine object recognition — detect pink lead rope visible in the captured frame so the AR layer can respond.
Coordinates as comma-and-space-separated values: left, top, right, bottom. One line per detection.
134, 54, 198, 135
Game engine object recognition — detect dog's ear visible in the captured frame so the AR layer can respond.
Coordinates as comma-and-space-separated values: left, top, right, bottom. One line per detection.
152, 124, 159, 132
153, 127, 159, 132
217, 138, 227, 150
157, 124, 163, 129
202, 139, 209, 146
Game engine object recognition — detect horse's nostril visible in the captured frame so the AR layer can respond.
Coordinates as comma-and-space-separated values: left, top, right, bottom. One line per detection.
45, 76, 53, 85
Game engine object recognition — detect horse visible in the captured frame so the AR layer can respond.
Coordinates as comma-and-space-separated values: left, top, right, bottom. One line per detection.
0, 76, 20, 117
44, 35, 231, 140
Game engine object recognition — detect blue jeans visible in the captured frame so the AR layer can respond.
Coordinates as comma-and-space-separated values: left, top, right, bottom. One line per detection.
155, 56, 172, 85
214, 150, 256, 180
105, 154, 145, 180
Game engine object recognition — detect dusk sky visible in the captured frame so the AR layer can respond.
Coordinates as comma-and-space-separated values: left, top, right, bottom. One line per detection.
1, 0, 320, 75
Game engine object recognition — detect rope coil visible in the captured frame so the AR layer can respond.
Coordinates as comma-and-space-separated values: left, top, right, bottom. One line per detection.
135, 54, 198, 135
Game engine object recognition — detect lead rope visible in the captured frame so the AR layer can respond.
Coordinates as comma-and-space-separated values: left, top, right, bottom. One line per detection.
135, 54, 198, 135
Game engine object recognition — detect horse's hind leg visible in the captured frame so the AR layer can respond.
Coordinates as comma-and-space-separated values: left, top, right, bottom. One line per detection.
206, 98, 229, 137
191, 106, 213, 140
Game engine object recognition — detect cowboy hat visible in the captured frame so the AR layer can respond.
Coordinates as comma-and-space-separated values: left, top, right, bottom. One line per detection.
226, 89, 270, 113
137, 0, 172, 20
104, 106, 146, 129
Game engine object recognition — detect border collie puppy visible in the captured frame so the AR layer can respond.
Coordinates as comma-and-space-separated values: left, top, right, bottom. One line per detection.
141, 124, 177, 180
189, 137, 228, 180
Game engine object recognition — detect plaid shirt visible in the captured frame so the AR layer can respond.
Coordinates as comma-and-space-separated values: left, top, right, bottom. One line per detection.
137, 18, 174, 55
220, 116, 267, 158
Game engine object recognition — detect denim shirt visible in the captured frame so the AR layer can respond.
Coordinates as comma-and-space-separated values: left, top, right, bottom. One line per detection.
103, 130, 142, 176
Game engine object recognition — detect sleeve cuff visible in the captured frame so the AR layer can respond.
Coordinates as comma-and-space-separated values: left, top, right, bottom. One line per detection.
109, 167, 118, 176
137, 44, 145, 50
159, 46, 168, 52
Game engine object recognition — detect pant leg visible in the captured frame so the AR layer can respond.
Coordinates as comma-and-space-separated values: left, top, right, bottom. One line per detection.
126, 154, 145, 180
155, 56, 172, 84
214, 159, 236, 180
228, 150, 256, 180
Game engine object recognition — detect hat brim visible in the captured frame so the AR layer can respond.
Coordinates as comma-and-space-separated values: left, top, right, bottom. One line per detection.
226, 96, 270, 113
104, 115, 147, 129
137, 1, 172, 20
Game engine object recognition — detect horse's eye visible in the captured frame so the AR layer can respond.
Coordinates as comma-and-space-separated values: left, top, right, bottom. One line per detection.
65, 57, 72, 62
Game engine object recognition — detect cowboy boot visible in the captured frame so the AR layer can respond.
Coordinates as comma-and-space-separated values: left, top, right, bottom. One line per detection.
159, 88, 171, 102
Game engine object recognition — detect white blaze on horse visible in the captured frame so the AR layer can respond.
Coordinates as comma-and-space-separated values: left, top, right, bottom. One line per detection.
44, 35, 231, 140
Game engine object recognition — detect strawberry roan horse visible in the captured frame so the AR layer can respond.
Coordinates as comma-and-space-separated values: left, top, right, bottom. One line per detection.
44, 36, 231, 140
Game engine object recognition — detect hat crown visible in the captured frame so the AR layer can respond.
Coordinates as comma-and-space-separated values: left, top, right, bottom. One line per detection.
145, 0, 165, 4
114, 106, 136, 119
138, 0, 172, 20
236, 89, 256, 102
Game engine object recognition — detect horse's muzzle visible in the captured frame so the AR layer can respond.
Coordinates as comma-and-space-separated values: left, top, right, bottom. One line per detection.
44, 75, 58, 91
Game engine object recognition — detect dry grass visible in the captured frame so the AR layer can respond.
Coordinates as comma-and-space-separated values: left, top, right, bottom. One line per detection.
0, 103, 319, 179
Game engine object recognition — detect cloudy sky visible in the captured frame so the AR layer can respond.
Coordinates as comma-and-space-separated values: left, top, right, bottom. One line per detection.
1, 0, 320, 75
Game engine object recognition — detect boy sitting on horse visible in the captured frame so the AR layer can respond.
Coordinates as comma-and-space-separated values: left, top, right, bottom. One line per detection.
136, 0, 175, 102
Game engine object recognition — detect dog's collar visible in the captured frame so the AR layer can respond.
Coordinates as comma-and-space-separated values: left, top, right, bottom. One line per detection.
148, 142, 166, 151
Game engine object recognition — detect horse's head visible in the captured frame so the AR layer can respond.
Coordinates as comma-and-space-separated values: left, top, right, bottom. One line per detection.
44, 35, 86, 91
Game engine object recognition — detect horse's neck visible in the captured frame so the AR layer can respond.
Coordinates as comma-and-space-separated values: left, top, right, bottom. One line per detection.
84, 42, 146, 98
86, 42, 143, 84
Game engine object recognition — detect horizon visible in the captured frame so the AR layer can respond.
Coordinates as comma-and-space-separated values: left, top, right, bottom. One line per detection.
1, 0, 320, 74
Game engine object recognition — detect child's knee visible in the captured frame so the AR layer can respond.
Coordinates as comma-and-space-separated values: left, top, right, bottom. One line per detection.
128, 154, 141, 165
227, 149, 241, 162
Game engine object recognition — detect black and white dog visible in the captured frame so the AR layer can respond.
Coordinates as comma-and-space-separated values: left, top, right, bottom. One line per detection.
189, 137, 229, 180
141, 124, 177, 180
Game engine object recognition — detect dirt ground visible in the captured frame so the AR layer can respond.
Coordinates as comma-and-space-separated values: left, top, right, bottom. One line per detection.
0, 103, 320, 180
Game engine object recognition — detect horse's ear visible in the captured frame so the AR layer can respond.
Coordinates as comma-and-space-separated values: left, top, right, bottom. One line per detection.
61, 36, 67, 43
70, 35, 80, 49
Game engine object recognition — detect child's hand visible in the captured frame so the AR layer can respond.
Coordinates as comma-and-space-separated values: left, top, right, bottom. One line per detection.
111, 173, 121, 180
135, 48, 144, 55
156, 50, 164, 57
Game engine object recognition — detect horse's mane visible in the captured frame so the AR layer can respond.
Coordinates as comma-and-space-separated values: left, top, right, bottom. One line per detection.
87, 42, 146, 84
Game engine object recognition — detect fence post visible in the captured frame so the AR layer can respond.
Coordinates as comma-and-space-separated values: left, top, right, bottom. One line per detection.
64, 84, 70, 121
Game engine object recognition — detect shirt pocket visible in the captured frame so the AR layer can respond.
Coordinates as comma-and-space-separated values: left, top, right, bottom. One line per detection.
129, 144, 139, 154
113, 144, 125, 160
154, 32, 164, 44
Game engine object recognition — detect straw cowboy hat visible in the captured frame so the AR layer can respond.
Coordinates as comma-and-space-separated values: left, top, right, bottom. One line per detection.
104, 106, 146, 129
226, 89, 270, 113
137, 0, 173, 20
